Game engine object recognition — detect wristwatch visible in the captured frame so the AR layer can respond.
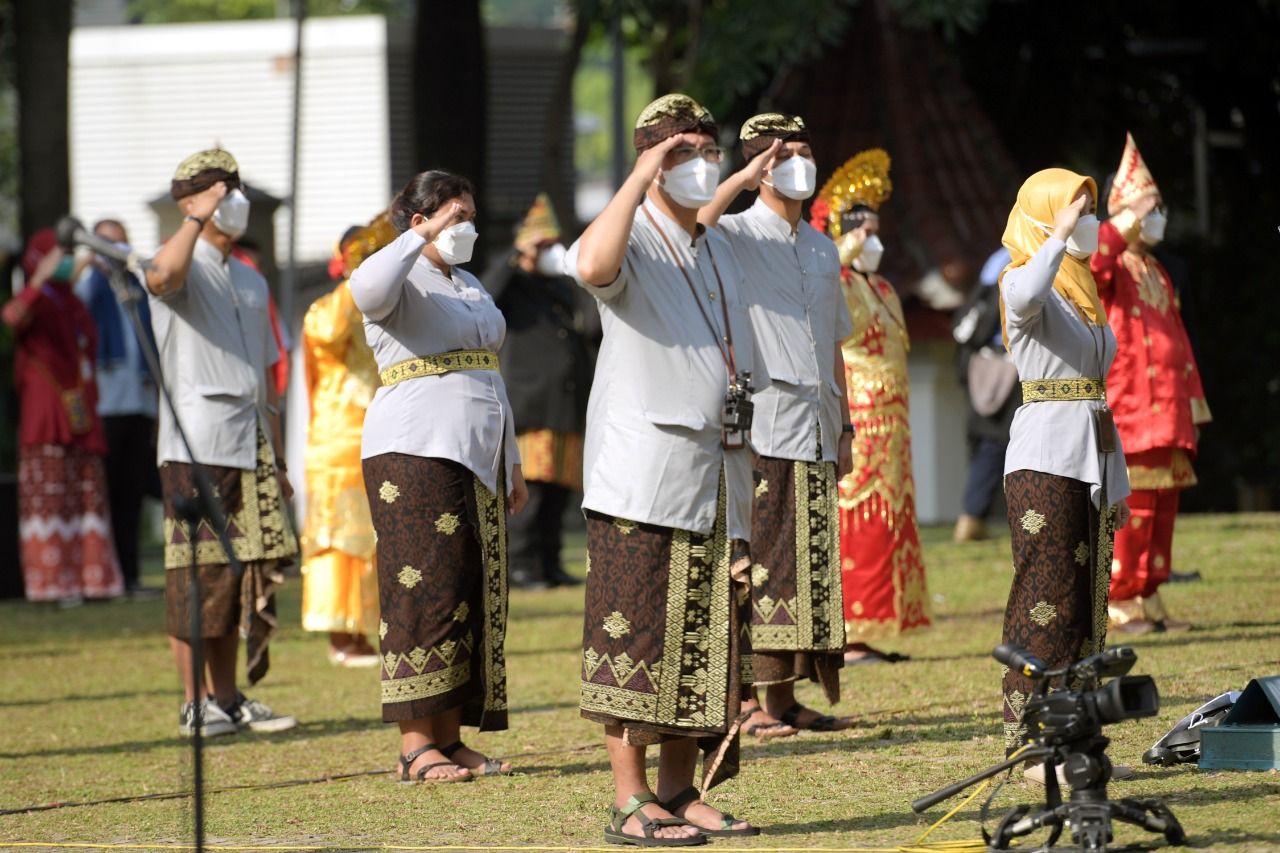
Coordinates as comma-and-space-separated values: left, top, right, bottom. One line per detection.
841, 423, 855, 435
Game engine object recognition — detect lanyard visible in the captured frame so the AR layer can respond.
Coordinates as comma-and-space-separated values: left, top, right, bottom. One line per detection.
641, 205, 739, 380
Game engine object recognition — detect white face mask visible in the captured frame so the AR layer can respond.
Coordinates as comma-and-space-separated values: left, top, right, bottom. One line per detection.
764, 156, 817, 200
852, 234, 884, 273
1140, 209, 1167, 245
1064, 214, 1100, 259
211, 188, 251, 240
660, 157, 720, 209
435, 221, 478, 266
534, 243, 567, 277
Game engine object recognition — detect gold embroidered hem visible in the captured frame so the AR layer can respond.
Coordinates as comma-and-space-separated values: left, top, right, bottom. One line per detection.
1127, 448, 1197, 491
364, 453, 508, 730
749, 457, 844, 652
161, 428, 298, 570
580, 472, 743, 738
515, 428, 584, 490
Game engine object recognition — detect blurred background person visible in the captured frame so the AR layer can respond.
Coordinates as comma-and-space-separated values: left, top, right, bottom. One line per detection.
1093, 134, 1211, 634
813, 150, 930, 665
74, 218, 162, 597
951, 246, 1020, 543
299, 217, 395, 666
484, 193, 595, 590
4, 229, 123, 606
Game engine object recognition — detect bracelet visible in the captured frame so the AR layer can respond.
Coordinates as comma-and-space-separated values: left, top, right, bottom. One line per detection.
841, 423, 855, 435
184, 214, 206, 229
275, 459, 288, 472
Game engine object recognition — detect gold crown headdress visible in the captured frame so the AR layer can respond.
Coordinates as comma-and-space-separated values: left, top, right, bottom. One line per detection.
514, 193, 562, 249
343, 211, 398, 270
1107, 132, 1160, 215
816, 148, 893, 238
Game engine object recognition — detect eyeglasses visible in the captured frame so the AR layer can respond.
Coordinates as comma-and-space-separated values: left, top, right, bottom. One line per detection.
671, 145, 724, 165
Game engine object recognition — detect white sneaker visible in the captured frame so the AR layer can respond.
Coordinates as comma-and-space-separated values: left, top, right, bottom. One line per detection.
179, 698, 238, 738
228, 692, 298, 733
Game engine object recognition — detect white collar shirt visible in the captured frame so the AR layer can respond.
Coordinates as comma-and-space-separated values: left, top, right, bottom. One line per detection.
717, 197, 851, 462
351, 228, 518, 495
563, 198, 769, 540
149, 238, 275, 470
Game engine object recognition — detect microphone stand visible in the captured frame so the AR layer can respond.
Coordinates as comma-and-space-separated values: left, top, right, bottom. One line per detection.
104, 256, 247, 853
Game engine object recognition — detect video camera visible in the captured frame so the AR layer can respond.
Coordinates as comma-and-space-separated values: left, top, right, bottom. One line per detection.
913, 644, 1184, 852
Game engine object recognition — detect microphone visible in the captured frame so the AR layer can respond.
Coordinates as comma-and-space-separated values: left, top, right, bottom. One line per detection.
55, 216, 153, 270
992, 643, 1048, 679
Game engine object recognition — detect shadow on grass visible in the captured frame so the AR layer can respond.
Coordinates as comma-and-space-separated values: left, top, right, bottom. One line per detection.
0, 687, 174, 708
0, 715, 386, 760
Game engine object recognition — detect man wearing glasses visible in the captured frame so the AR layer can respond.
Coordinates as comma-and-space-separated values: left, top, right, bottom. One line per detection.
564, 94, 767, 846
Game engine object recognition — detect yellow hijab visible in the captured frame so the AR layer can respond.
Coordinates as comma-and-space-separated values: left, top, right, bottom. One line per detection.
999, 168, 1106, 348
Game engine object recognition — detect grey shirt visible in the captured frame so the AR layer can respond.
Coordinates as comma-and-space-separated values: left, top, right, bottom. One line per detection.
149, 238, 276, 470
718, 198, 852, 463
1003, 237, 1130, 507
350, 228, 518, 495
564, 198, 767, 540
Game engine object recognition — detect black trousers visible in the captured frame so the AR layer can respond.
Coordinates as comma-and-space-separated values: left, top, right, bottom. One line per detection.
506, 481, 570, 582
102, 414, 159, 587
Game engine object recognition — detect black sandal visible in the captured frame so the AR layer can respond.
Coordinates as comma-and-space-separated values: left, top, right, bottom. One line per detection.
662, 786, 760, 837
741, 706, 796, 740
779, 702, 847, 732
604, 792, 706, 847
440, 740, 512, 777
397, 742, 472, 783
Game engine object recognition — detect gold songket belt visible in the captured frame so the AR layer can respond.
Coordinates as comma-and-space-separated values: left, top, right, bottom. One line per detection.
1021, 378, 1106, 402
379, 349, 499, 387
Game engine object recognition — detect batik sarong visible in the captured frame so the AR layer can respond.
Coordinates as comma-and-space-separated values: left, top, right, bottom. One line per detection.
579, 475, 751, 789
17, 444, 124, 602
1001, 469, 1115, 752
749, 455, 844, 702
364, 454, 509, 731
160, 427, 298, 685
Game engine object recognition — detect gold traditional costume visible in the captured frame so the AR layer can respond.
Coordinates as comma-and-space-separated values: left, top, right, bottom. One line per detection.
813, 150, 931, 641
300, 215, 396, 637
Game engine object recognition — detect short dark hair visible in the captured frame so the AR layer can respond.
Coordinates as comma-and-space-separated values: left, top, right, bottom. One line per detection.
390, 170, 475, 233
93, 218, 127, 239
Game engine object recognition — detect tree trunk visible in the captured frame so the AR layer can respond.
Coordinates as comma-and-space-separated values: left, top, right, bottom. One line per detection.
537, 6, 591, 235
413, 0, 487, 254
14, 0, 72, 241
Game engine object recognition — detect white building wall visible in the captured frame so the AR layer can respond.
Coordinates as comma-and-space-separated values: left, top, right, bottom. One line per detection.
69, 16, 391, 260
907, 339, 969, 526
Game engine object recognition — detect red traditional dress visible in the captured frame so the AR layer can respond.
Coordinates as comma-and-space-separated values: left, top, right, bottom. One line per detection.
5, 239, 123, 603
1092, 218, 1209, 608
838, 270, 931, 640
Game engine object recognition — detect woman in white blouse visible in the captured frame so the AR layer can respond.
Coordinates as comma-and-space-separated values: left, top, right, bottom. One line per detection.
350, 170, 527, 783
996, 168, 1131, 776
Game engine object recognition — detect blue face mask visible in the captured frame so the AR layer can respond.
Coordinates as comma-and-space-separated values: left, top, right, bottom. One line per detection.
51, 256, 76, 282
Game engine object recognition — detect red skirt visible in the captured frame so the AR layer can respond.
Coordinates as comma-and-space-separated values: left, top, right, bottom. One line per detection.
839, 495, 930, 641
18, 444, 123, 602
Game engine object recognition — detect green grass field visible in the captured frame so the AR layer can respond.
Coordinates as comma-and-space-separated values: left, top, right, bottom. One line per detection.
2, 513, 1278, 852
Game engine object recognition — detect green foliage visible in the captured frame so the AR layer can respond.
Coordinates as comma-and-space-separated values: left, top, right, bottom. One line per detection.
573, 38, 652, 181
126, 0, 407, 23
482, 0, 566, 26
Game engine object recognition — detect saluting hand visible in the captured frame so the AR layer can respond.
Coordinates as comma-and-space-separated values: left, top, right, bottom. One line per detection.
1051, 193, 1088, 243
188, 181, 229, 222
411, 202, 464, 245
631, 135, 685, 186
738, 139, 782, 192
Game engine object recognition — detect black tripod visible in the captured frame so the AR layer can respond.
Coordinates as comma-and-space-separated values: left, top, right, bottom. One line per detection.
102, 251, 248, 853
913, 740, 1184, 852
912, 644, 1185, 853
